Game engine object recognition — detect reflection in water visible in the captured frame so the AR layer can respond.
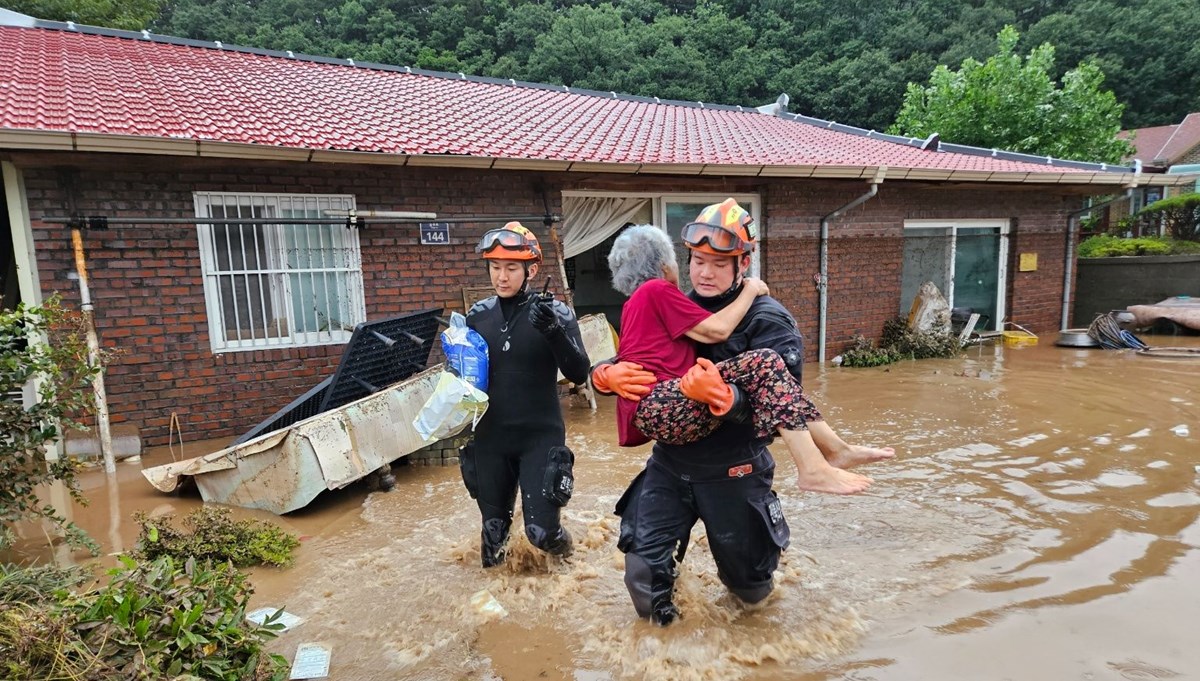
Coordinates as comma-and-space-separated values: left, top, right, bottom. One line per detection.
14, 337, 1200, 680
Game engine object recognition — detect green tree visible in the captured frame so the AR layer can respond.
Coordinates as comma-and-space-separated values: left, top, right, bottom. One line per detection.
890, 26, 1134, 164
1024, 0, 1200, 128
4, 0, 162, 29
1, 297, 102, 552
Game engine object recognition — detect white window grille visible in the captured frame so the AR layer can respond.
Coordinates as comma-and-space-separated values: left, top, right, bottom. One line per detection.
194, 192, 365, 352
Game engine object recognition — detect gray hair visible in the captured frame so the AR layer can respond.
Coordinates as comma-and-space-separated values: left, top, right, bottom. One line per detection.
608, 224, 676, 296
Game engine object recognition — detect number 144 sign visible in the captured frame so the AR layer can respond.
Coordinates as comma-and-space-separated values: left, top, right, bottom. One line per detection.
419, 222, 450, 245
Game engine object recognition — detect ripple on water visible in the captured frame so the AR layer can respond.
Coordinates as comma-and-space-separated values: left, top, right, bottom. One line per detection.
1146, 492, 1200, 508
1095, 471, 1147, 488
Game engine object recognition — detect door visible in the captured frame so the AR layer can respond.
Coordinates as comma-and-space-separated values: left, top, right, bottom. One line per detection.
953, 226, 1003, 330
900, 220, 1008, 331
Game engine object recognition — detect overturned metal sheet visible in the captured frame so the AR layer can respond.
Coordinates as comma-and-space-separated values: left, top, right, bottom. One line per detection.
142, 367, 444, 514
142, 312, 619, 514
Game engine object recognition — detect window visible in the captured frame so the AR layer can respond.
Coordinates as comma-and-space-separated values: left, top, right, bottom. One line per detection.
195, 192, 365, 352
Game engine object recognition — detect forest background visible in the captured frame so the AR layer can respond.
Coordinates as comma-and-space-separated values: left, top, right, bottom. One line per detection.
6, 0, 1200, 156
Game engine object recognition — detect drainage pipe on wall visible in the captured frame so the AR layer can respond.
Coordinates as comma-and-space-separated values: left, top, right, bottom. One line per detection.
70, 227, 116, 474
1060, 188, 1132, 330
818, 167, 886, 363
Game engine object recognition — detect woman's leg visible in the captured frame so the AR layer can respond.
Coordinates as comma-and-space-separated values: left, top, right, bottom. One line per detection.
634, 380, 722, 445
807, 418, 896, 469
795, 394, 895, 468
714, 349, 872, 495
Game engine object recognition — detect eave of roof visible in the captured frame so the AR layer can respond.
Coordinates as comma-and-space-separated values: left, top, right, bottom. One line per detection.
0, 16, 1196, 188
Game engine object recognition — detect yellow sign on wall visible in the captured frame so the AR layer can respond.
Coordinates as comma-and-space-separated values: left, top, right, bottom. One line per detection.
1019, 253, 1038, 272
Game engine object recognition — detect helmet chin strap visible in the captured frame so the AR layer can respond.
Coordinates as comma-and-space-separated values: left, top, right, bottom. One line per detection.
702, 256, 744, 305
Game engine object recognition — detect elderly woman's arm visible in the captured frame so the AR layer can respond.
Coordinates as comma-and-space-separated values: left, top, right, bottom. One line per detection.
684, 277, 768, 343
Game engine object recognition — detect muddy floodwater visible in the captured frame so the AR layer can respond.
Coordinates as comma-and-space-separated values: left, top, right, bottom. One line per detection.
11, 336, 1200, 681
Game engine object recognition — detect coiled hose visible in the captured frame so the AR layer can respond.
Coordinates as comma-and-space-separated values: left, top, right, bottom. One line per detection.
1087, 313, 1149, 350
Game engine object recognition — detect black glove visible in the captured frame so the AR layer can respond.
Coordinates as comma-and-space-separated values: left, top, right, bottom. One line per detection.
527, 297, 560, 335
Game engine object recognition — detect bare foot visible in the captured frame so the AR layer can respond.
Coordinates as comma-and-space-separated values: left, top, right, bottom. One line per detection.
796, 466, 872, 495
827, 445, 896, 470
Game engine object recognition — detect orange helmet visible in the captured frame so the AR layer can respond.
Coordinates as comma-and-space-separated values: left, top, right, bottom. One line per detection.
682, 198, 757, 256
477, 221, 542, 262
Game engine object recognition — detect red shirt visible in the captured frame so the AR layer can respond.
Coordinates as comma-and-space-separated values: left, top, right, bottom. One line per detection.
615, 278, 713, 446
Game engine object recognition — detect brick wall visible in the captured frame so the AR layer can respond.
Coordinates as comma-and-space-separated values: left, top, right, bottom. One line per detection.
761, 181, 1074, 358
12, 153, 1078, 443
1178, 144, 1200, 166
18, 155, 567, 445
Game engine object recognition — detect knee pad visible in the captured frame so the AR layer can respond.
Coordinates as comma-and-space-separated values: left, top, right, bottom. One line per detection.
525, 523, 573, 557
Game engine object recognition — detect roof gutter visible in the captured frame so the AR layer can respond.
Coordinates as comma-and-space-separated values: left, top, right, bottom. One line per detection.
818, 167, 886, 364
2, 129, 1199, 186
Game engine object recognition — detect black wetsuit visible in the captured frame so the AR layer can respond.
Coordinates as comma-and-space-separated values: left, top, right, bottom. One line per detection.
464, 290, 590, 566
615, 285, 804, 623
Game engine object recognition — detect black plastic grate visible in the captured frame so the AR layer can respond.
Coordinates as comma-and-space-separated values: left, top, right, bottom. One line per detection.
232, 377, 331, 446
231, 308, 443, 446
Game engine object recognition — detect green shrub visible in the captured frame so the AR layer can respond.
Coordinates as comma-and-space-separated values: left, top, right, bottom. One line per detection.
1, 296, 105, 552
1078, 234, 1190, 257
1137, 192, 1200, 241
0, 556, 288, 681
136, 507, 300, 568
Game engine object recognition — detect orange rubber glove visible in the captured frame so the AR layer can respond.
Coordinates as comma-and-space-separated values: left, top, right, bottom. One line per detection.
591, 362, 656, 401
679, 357, 734, 416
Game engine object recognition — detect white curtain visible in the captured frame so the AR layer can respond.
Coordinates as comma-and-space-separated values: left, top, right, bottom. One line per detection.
562, 196, 651, 258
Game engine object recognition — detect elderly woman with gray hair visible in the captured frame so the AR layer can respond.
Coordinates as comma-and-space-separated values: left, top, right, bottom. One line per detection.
605, 224, 870, 495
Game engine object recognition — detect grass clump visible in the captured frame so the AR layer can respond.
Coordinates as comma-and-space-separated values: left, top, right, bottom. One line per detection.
0, 556, 288, 680
841, 318, 963, 368
839, 336, 903, 367
135, 507, 300, 568
0, 563, 89, 607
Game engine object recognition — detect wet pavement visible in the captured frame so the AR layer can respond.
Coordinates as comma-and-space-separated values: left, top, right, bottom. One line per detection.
10, 335, 1200, 680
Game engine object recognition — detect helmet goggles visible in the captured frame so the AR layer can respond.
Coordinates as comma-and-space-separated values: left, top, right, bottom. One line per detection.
681, 221, 755, 254
476, 228, 536, 255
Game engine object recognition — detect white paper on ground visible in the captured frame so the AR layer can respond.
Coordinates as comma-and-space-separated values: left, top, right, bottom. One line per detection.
289, 643, 331, 680
246, 607, 305, 632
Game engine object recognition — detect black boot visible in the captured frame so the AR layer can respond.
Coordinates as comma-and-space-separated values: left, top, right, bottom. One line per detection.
546, 528, 573, 559
481, 518, 510, 568
651, 598, 679, 626
649, 570, 679, 625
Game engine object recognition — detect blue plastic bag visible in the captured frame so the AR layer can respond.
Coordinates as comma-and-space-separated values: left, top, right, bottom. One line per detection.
442, 312, 489, 392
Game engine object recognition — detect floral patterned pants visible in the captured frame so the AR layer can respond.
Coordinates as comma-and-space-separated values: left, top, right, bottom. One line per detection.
633, 348, 823, 446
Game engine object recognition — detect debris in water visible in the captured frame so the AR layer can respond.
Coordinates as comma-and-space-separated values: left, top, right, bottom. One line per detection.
470, 589, 508, 619
246, 607, 305, 632
1172, 424, 1190, 437
290, 642, 331, 679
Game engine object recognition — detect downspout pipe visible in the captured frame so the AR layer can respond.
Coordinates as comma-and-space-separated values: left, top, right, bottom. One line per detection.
818, 168, 886, 363
60, 169, 116, 474
70, 225, 116, 474
1060, 188, 1133, 330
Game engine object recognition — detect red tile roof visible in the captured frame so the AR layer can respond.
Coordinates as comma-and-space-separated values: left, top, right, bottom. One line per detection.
0, 24, 1131, 177
1123, 114, 1200, 166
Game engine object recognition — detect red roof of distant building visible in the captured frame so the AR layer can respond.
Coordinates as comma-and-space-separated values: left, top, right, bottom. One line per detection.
0, 23, 1132, 177
1123, 113, 1200, 167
